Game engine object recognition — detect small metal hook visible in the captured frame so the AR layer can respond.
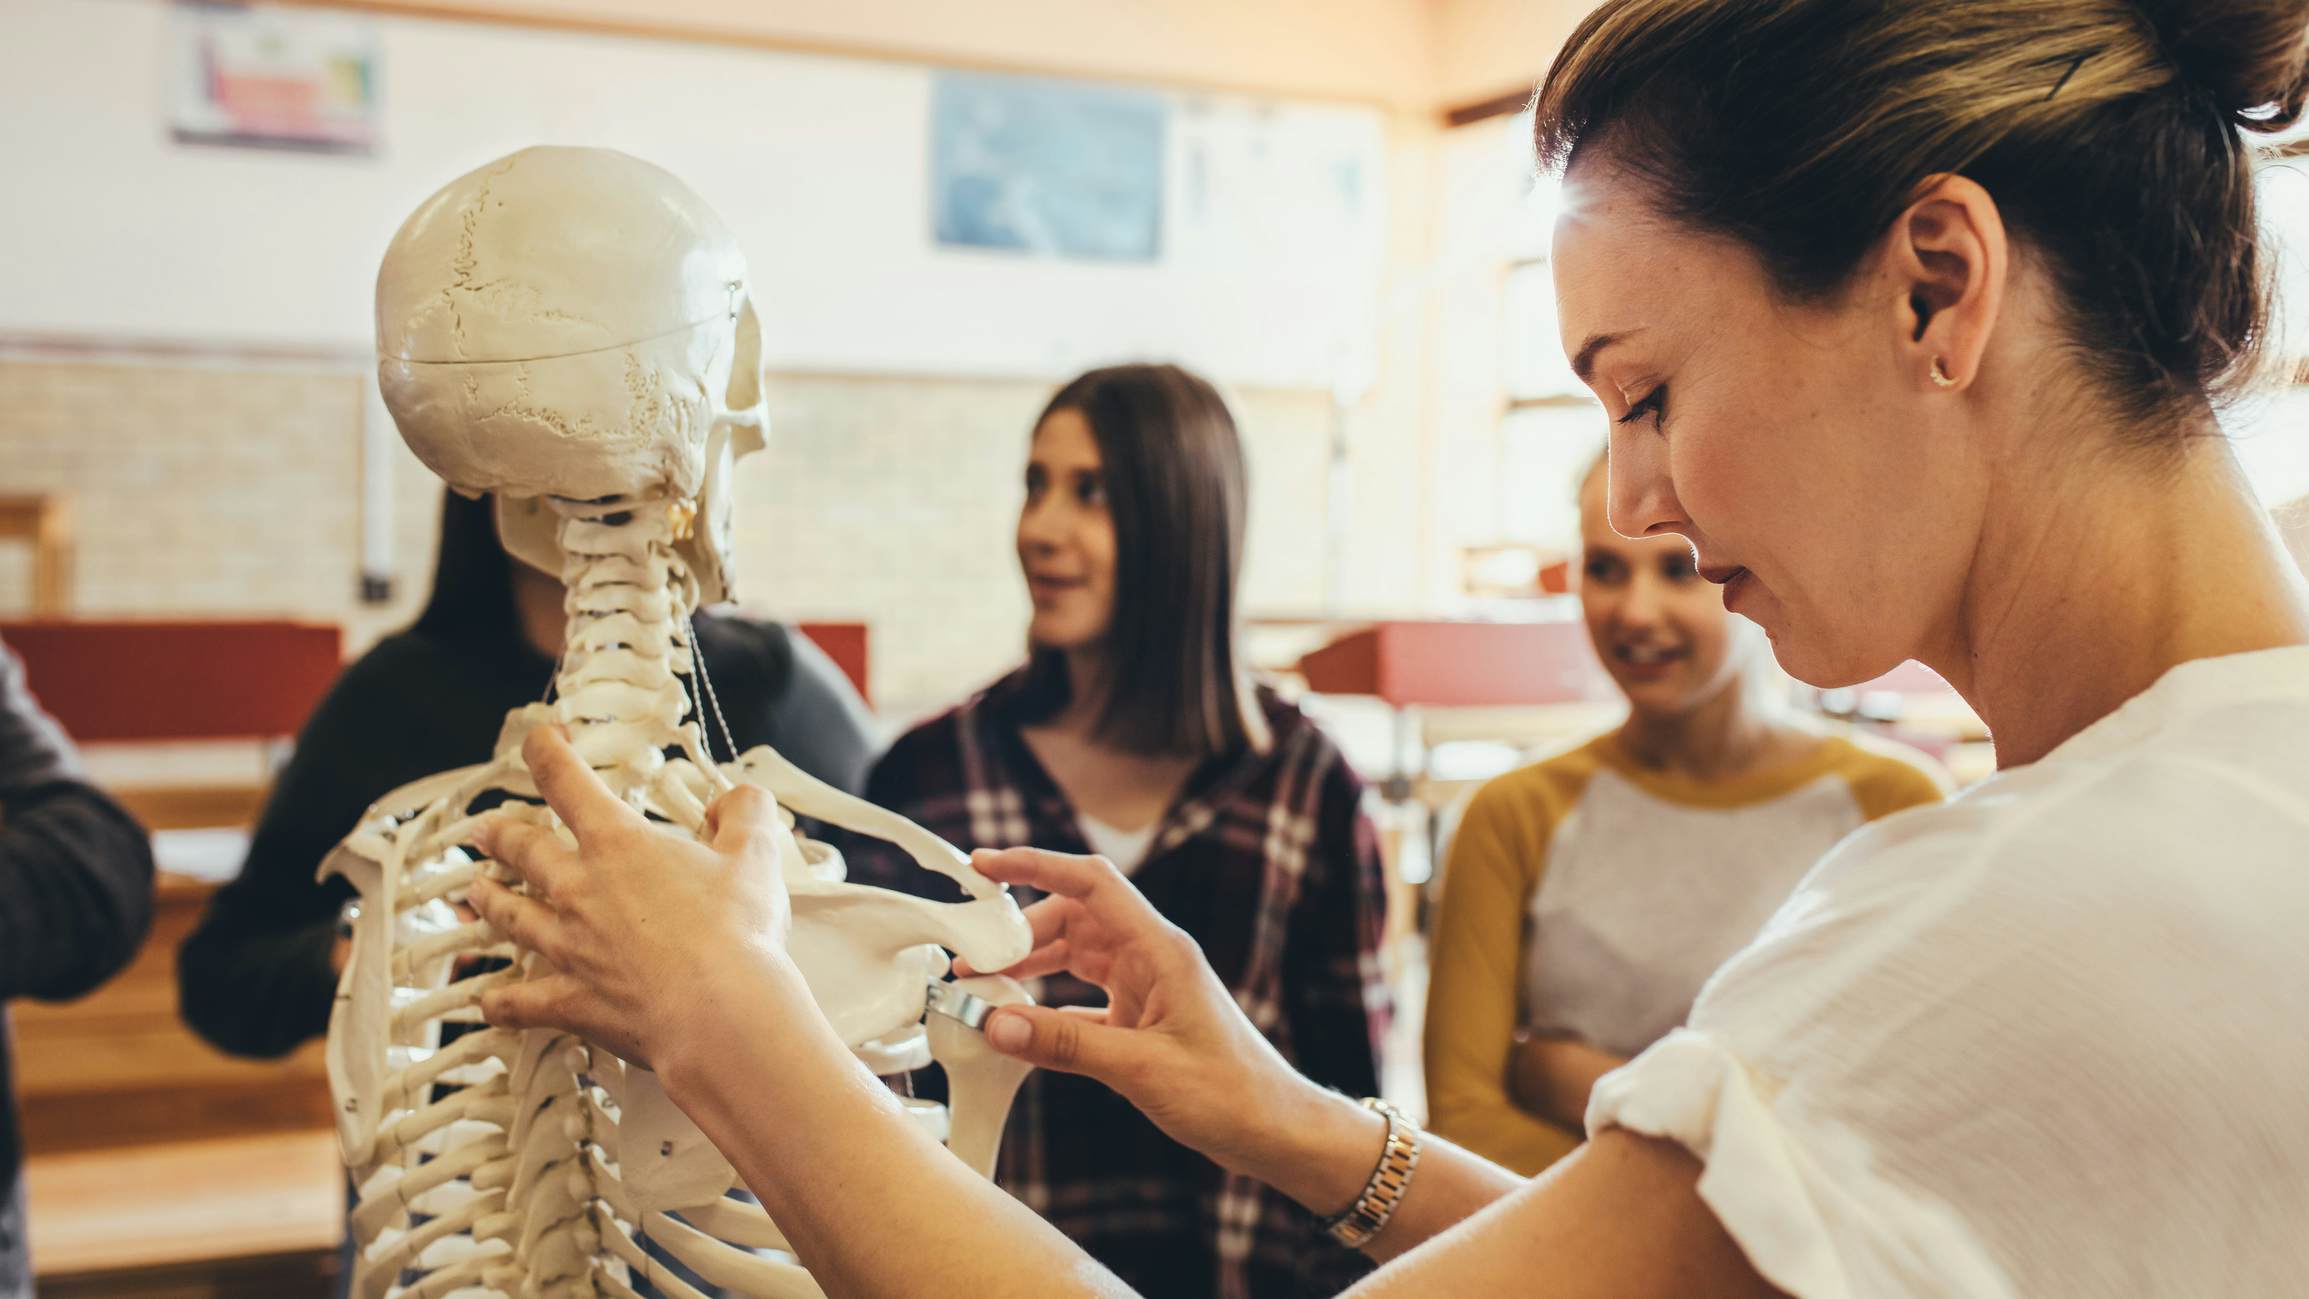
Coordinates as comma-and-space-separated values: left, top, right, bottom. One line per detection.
925, 979, 998, 1032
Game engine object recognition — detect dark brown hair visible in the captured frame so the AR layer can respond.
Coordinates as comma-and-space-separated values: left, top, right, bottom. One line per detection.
1006, 364, 1259, 758
412, 489, 527, 656
1534, 0, 2309, 438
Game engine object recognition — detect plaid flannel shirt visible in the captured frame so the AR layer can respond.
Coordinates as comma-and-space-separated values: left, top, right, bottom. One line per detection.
845, 678, 1391, 1299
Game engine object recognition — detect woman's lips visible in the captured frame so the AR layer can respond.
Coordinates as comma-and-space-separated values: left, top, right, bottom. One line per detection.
1700, 564, 1756, 613
1612, 642, 1686, 683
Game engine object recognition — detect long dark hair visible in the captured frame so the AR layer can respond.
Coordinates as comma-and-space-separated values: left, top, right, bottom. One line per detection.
410, 489, 528, 655
1535, 0, 2309, 438
1005, 364, 1260, 758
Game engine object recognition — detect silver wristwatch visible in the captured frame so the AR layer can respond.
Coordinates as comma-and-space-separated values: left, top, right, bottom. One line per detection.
1323, 1096, 1421, 1250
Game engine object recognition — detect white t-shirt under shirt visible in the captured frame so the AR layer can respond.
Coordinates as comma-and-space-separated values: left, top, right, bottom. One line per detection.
1588, 646, 2309, 1298
1077, 812, 1160, 875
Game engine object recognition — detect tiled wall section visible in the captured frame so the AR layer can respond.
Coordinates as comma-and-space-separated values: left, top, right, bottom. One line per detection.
0, 358, 1341, 716
0, 360, 434, 643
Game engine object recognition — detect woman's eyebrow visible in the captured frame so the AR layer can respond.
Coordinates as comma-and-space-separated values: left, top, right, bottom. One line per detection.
1572, 328, 1646, 383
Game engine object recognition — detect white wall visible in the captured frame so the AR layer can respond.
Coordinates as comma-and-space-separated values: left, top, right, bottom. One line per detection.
320, 0, 1442, 108
1431, 0, 1592, 109
0, 0, 1388, 391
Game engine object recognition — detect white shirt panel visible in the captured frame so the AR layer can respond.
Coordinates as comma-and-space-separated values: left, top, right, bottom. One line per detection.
1588, 647, 2309, 1298
1077, 813, 1160, 875
1523, 770, 1868, 1057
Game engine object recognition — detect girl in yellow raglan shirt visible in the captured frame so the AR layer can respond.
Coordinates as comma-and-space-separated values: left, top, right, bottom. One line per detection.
1423, 452, 1949, 1175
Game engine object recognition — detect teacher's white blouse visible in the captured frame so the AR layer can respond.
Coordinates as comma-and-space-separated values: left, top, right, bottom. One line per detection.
1589, 646, 2309, 1298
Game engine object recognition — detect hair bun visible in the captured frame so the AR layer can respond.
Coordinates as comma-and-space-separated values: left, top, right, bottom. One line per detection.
2132, 0, 2309, 129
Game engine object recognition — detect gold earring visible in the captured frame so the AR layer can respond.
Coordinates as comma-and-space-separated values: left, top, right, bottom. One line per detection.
1930, 358, 1960, 389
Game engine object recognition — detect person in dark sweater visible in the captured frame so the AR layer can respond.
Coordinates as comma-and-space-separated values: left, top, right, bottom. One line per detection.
179, 489, 877, 1060
0, 635, 156, 1299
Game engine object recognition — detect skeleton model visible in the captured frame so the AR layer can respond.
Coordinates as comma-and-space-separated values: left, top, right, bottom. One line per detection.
323, 147, 1037, 1299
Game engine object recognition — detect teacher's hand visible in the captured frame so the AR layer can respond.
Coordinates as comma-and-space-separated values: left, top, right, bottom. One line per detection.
464, 726, 799, 1071
960, 848, 1339, 1183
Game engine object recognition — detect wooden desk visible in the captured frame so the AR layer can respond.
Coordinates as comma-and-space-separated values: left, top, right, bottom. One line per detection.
0, 617, 351, 1291
26, 1132, 342, 1293
12, 873, 333, 1155
15, 873, 343, 1294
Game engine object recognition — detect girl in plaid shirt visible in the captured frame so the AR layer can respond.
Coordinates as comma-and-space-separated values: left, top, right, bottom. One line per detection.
844, 364, 1390, 1299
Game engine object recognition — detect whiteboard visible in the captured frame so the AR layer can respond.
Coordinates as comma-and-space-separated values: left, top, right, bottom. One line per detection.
0, 0, 1387, 388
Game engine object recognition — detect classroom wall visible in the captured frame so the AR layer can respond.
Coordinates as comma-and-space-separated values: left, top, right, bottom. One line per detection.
0, 0, 1393, 389
1431, 0, 1591, 108
0, 0, 1483, 715
314, 0, 1443, 108
0, 355, 1336, 715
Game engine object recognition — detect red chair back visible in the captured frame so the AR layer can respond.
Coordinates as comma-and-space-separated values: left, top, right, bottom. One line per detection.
795, 621, 870, 707
0, 620, 343, 743
1298, 620, 1613, 708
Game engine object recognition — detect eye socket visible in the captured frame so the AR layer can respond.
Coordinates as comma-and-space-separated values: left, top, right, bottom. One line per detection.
1583, 554, 1628, 585
1661, 551, 1698, 582
1615, 384, 1667, 430
1074, 472, 1107, 508
1024, 464, 1049, 499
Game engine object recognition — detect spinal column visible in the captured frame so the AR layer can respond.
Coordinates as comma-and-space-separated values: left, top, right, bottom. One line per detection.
327, 492, 1034, 1299
329, 493, 762, 1299
551, 494, 742, 826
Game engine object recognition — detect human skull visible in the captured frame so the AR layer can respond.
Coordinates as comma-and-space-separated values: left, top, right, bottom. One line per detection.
375, 145, 766, 602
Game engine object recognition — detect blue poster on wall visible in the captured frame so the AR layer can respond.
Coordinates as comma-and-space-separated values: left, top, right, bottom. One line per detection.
931, 71, 1166, 262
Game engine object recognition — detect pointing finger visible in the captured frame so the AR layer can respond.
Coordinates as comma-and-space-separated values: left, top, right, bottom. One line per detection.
973, 848, 1161, 932
471, 815, 581, 901
480, 970, 584, 1035
467, 877, 571, 963
522, 726, 645, 842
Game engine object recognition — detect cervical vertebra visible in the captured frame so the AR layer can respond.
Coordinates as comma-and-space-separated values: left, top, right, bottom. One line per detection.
323, 146, 1035, 1299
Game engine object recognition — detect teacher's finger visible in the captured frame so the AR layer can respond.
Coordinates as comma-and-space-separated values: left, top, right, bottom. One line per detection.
981, 1003, 1154, 1088
981, 939, 1075, 983
467, 877, 573, 964
471, 816, 582, 901
953, 896, 1081, 978
522, 726, 646, 842
705, 783, 783, 857
972, 849, 1160, 932
479, 970, 588, 1035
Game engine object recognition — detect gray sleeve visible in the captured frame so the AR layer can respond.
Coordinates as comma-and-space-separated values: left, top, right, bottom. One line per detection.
0, 637, 155, 1001
762, 628, 882, 797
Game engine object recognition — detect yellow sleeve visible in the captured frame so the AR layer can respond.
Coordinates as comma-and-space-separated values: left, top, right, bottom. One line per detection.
1841, 741, 1954, 823
1422, 777, 1582, 1176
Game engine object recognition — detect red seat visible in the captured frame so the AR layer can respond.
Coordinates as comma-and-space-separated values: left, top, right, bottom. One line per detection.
0, 619, 342, 744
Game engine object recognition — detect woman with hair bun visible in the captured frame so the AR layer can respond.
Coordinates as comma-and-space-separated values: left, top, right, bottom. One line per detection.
458, 2, 2309, 1295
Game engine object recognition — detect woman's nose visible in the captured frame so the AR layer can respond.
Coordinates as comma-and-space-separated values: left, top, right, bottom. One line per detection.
1616, 570, 1668, 629
1605, 432, 1690, 540
1019, 496, 1066, 549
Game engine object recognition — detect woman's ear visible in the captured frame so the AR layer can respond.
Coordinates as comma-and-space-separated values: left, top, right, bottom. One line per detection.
1887, 174, 2008, 393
